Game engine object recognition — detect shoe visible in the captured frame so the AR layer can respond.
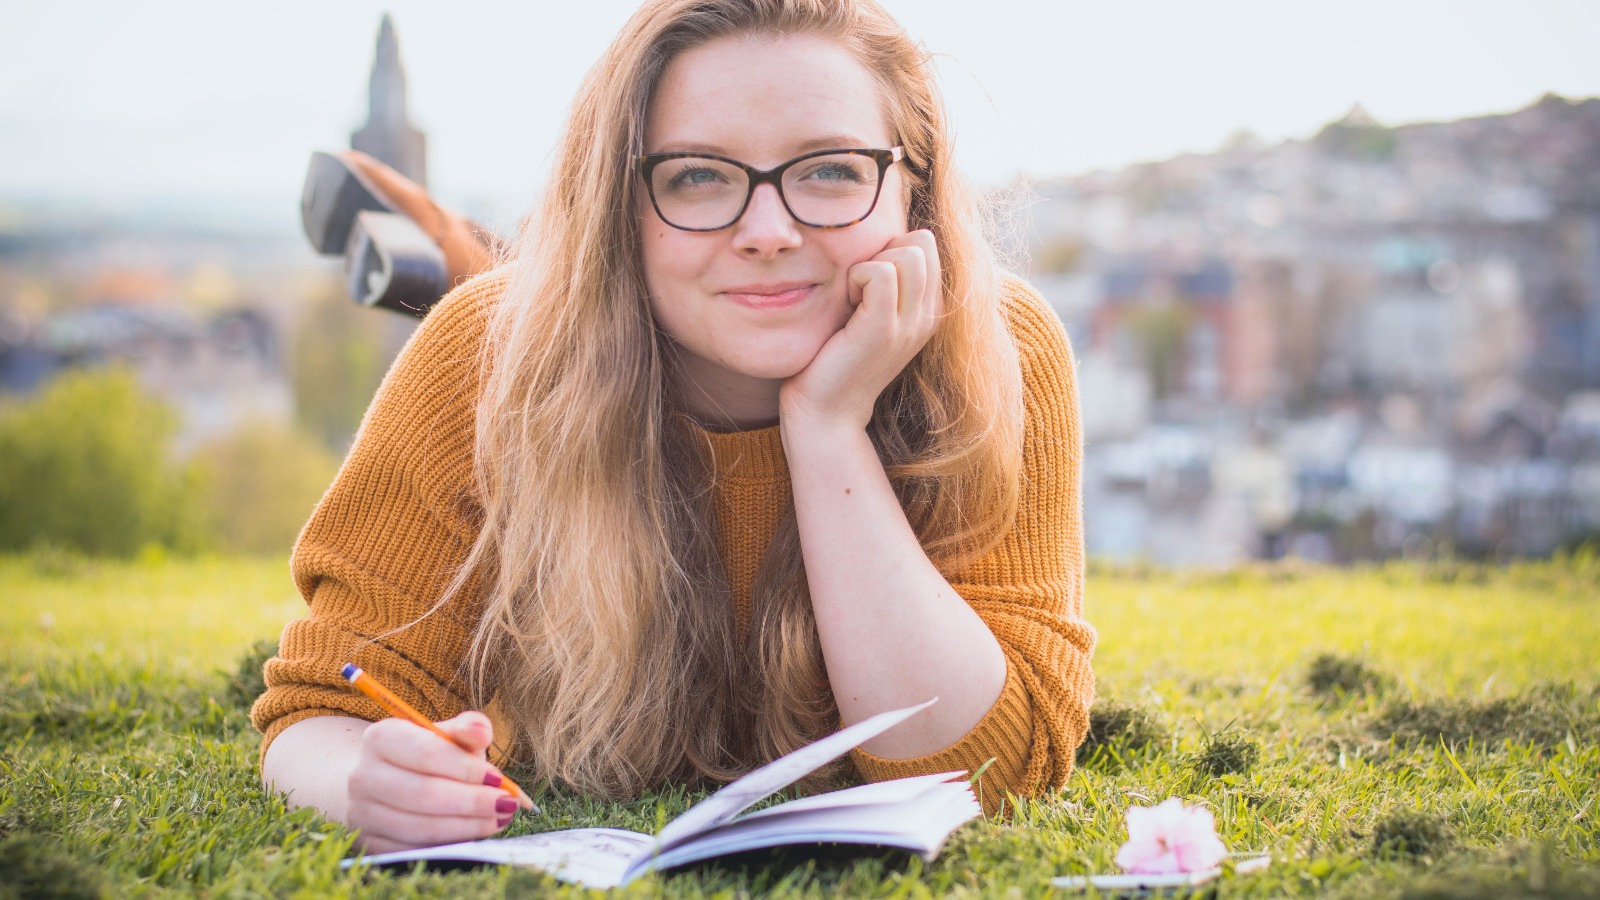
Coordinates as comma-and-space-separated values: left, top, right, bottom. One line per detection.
344, 211, 450, 317
301, 150, 397, 255
300, 150, 501, 316
335, 150, 500, 286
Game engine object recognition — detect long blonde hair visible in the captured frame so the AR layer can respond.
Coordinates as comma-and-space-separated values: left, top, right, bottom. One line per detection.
453, 0, 1024, 798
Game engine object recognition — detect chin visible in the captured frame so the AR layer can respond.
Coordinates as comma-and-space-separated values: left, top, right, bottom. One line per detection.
724, 333, 830, 381
730, 355, 812, 381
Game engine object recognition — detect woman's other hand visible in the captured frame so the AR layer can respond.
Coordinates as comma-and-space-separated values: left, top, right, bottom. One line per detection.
779, 229, 942, 432
345, 711, 519, 853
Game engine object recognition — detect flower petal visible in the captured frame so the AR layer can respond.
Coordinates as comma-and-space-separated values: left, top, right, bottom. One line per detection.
1120, 845, 1184, 875
1119, 798, 1228, 874
1173, 831, 1228, 871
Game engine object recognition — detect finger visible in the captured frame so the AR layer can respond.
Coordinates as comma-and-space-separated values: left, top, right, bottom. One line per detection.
432, 715, 532, 808
883, 227, 940, 333
364, 718, 499, 787
350, 762, 512, 820
913, 230, 943, 314
438, 711, 495, 755
884, 230, 941, 323
872, 245, 927, 318
353, 797, 509, 848
883, 228, 936, 267
847, 260, 900, 335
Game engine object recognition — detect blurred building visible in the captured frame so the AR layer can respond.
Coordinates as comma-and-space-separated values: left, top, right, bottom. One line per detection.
351, 14, 428, 186
7, 301, 292, 453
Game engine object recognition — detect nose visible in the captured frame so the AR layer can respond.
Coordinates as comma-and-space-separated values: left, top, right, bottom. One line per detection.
731, 183, 802, 257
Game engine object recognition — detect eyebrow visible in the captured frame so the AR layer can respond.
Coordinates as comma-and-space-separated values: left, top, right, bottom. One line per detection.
650, 134, 878, 156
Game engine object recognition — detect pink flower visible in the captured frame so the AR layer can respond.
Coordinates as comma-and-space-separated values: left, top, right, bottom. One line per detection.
1114, 798, 1228, 874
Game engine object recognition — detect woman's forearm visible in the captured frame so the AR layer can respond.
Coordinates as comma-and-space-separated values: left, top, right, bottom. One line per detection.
261, 715, 371, 822
782, 417, 1007, 760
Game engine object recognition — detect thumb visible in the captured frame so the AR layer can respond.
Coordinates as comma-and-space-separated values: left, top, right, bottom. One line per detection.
438, 711, 494, 756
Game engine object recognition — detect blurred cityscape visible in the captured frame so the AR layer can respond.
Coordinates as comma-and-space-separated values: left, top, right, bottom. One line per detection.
1030, 94, 1600, 564
2, 18, 1597, 565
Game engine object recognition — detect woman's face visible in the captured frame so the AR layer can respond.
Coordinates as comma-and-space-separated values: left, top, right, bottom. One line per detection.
639, 32, 909, 427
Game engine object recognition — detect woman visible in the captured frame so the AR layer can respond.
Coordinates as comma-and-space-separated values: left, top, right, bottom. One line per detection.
254, 0, 1095, 854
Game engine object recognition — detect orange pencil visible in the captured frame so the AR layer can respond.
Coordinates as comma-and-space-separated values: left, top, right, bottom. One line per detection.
341, 663, 535, 811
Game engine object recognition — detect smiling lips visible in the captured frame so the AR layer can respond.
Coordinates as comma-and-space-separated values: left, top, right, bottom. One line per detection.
721, 283, 816, 310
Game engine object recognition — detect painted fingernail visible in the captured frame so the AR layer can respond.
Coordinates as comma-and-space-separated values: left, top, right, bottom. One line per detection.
496, 797, 517, 815
498, 814, 513, 829
483, 771, 503, 788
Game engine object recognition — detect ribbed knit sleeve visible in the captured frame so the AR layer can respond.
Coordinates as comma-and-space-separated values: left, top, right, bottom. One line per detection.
849, 277, 1096, 814
249, 273, 507, 764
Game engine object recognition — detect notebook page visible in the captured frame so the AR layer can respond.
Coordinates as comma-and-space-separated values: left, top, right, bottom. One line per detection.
735, 771, 966, 821
346, 828, 653, 888
650, 698, 937, 853
631, 780, 981, 880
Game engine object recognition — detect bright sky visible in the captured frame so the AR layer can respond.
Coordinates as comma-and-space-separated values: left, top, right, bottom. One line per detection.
2, 0, 1597, 232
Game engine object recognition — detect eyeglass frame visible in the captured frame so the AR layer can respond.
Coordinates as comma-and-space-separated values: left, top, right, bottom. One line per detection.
635, 146, 905, 232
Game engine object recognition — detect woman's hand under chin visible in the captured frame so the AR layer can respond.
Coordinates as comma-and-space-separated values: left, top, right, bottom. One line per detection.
777, 229, 943, 434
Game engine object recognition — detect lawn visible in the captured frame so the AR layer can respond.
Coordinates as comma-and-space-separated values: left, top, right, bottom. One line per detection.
2, 551, 1597, 898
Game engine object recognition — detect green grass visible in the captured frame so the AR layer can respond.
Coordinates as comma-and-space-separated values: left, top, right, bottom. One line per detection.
2, 551, 1598, 898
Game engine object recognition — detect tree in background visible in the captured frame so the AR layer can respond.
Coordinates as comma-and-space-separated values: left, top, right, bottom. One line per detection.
290, 285, 397, 451
188, 422, 338, 557
1033, 239, 1084, 275
0, 368, 342, 558
0, 368, 202, 556
1313, 108, 1397, 162
1128, 302, 1192, 401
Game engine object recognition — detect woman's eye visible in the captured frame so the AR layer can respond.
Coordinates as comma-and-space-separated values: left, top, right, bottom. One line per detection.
665, 167, 726, 190
803, 163, 864, 183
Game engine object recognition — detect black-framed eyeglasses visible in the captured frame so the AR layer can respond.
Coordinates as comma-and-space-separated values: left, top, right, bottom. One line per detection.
636, 146, 904, 232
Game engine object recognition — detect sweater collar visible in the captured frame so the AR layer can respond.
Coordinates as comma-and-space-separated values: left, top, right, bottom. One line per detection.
684, 419, 789, 482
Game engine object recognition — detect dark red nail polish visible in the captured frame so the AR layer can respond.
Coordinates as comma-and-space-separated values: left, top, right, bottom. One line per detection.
496, 797, 517, 815
483, 771, 503, 788
497, 815, 513, 829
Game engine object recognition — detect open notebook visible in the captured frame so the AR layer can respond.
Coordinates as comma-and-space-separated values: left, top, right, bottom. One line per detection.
343, 699, 983, 888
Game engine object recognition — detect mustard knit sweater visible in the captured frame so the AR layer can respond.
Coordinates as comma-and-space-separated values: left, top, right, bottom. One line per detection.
252, 272, 1095, 814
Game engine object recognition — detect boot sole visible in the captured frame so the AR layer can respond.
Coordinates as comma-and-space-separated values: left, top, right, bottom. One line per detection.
301, 151, 400, 255
345, 211, 449, 318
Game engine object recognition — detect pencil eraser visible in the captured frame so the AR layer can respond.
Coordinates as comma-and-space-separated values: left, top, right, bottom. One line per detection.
341, 663, 360, 682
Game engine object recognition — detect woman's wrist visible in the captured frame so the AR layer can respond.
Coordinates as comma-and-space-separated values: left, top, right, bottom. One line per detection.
777, 402, 872, 459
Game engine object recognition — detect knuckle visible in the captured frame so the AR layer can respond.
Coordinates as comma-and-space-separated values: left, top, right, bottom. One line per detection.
405, 815, 446, 845
481, 789, 508, 818
364, 717, 402, 745
348, 763, 380, 796
456, 786, 490, 818
345, 804, 378, 833
366, 719, 420, 760
455, 713, 492, 741
414, 779, 453, 814
419, 815, 473, 846
348, 804, 400, 840
882, 246, 920, 266
416, 738, 464, 775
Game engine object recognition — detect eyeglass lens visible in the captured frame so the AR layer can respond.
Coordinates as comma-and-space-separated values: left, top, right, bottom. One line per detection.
648, 152, 884, 230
